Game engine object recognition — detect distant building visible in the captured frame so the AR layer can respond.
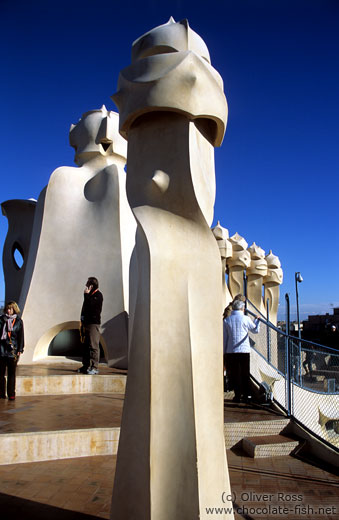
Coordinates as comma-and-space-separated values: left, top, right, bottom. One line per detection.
277, 321, 303, 335
303, 308, 339, 349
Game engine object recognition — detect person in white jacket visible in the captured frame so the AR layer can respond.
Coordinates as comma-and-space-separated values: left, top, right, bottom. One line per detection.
223, 299, 260, 403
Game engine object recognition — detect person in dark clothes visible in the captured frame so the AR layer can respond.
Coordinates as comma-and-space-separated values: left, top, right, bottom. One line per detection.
0, 301, 24, 400
303, 346, 315, 376
78, 277, 103, 375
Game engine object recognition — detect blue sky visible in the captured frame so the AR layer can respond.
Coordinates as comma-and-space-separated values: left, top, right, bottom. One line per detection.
1, 0, 338, 320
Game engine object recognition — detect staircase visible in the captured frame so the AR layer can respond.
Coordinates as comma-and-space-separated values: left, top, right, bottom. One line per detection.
223, 391, 300, 458
0, 364, 299, 466
0, 363, 126, 465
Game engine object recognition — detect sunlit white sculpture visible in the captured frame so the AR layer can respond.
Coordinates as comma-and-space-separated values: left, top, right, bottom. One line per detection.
212, 225, 282, 325
247, 242, 268, 315
15, 107, 136, 366
212, 221, 233, 307
111, 18, 233, 520
263, 250, 283, 324
1, 199, 36, 303
227, 232, 251, 298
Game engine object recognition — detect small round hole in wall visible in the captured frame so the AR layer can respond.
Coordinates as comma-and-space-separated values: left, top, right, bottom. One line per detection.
12, 242, 24, 270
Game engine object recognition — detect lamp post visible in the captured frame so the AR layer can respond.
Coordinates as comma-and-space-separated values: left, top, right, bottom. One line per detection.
285, 293, 291, 415
295, 272, 303, 339
295, 272, 303, 385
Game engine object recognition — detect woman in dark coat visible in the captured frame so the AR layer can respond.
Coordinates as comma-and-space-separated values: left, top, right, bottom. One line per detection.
0, 301, 24, 400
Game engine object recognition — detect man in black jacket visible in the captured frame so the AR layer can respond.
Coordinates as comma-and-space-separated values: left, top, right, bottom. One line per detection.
78, 277, 103, 375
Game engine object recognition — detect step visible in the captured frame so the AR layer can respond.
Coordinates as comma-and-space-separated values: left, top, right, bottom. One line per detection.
0, 427, 120, 465
224, 418, 289, 449
13, 363, 127, 396
0, 393, 123, 465
0, 412, 289, 465
15, 373, 126, 396
242, 434, 300, 458
0, 370, 291, 465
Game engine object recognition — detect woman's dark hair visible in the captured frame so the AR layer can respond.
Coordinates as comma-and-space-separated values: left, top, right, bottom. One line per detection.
223, 304, 232, 319
87, 277, 99, 290
5, 301, 20, 314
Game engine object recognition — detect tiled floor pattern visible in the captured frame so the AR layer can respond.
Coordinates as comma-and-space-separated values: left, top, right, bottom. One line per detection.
0, 455, 114, 520
0, 394, 124, 434
0, 452, 338, 519
228, 448, 339, 519
0, 394, 280, 436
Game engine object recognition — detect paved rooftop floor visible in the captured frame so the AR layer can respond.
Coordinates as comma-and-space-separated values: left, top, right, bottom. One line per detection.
0, 364, 337, 519
223, 399, 284, 424
0, 394, 124, 433
0, 449, 338, 519
0, 393, 281, 435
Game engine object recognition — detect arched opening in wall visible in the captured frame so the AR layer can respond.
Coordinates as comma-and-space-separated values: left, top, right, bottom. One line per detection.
12, 242, 24, 270
48, 329, 105, 361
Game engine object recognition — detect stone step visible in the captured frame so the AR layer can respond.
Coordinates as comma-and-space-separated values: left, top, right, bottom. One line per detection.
0, 394, 291, 465
2, 424, 297, 465
0, 371, 292, 465
242, 434, 300, 458
0, 393, 124, 465
0, 427, 120, 465
15, 373, 126, 396
224, 418, 289, 449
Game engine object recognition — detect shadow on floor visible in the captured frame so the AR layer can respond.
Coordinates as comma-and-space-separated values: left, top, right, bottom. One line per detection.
0, 493, 100, 520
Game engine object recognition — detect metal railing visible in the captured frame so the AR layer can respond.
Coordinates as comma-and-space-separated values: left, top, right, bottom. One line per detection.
245, 298, 339, 450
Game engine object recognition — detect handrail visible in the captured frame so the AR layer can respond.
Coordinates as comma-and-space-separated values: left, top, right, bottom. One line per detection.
245, 297, 269, 321
246, 305, 339, 354
243, 296, 338, 452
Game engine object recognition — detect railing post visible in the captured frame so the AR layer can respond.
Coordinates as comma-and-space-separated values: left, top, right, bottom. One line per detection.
295, 273, 303, 386
285, 293, 291, 416
266, 297, 271, 363
243, 271, 247, 302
